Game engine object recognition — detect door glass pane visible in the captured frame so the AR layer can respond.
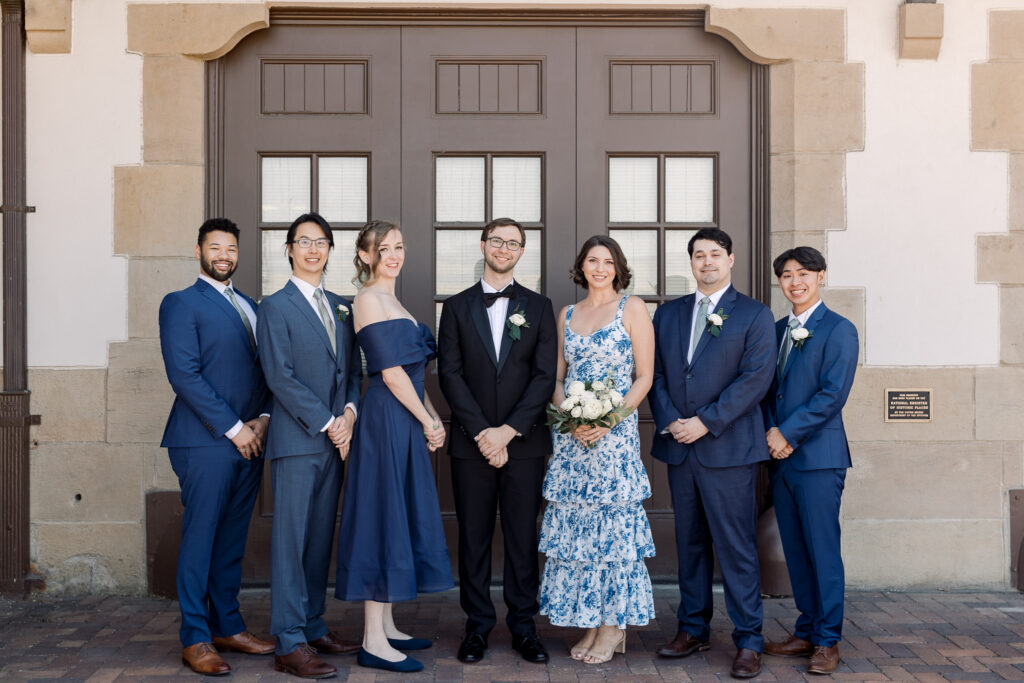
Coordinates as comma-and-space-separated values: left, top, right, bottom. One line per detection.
492, 156, 541, 222
609, 229, 657, 295
318, 157, 367, 224
261, 230, 291, 297
323, 229, 359, 297
665, 157, 714, 223
665, 229, 698, 296
262, 157, 310, 222
608, 157, 657, 223
261, 229, 359, 298
435, 229, 541, 295
436, 157, 485, 222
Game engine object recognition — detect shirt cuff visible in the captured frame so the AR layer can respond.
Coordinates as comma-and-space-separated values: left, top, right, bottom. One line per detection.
259, 413, 270, 419
320, 416, 335, 433
225, 420, 243, 439
344, 402, 358, 420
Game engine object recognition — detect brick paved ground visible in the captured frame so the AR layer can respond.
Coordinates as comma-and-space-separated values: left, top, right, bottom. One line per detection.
2, 587, 1024, 682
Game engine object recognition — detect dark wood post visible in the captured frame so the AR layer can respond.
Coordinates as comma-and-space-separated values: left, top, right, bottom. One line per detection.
0, 0, 39, 594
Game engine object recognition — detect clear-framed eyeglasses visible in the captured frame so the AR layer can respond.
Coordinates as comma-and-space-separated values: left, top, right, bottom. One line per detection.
290, 238, 331, 249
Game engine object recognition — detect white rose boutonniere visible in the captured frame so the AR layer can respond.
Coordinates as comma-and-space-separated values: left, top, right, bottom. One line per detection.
791, 326, 812, 349
335, 304, 349, 322
705, 308, 730, 337
506, 308, 530, 341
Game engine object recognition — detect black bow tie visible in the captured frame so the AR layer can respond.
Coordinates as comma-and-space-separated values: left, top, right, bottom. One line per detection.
483, 290, 513, 307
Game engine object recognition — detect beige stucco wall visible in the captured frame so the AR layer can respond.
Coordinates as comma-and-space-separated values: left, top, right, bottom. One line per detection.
17, 0, 1024, 593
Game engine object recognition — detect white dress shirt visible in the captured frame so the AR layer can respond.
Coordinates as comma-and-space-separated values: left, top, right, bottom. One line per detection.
199, 273, 264, 439
481, 279, 514, 359
289, 276, 357, 432
687, 284, 730, 364
781, 298, 823, 353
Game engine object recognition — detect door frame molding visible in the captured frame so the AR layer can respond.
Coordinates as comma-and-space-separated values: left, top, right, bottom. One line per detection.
205, 7, 770, 302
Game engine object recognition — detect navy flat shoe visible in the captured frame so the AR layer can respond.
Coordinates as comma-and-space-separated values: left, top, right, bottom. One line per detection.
388, 637, 432, 650
356, 647, 424, 672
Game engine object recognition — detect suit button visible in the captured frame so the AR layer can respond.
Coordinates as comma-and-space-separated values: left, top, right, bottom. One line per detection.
686, 374, 692, 380
337, 369, 342, 375
777, 394, 783, 400
497, 378, 502, 384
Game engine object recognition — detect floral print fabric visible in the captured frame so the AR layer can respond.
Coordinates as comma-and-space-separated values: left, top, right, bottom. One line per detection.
539, 297, 656, 628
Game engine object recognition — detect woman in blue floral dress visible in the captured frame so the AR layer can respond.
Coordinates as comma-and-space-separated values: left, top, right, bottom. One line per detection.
539, 235, 656, 664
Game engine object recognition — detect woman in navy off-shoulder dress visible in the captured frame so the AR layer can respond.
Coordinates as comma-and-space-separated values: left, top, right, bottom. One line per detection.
334, 220, 453, 673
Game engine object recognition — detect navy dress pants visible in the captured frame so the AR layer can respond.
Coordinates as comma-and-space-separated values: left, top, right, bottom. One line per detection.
668, 455, 764, 652
269, 450, 342, 656
169, 445, 263, 648
771, 460, 846, 646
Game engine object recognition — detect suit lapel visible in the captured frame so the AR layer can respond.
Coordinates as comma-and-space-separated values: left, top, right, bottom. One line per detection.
677, 294, 696, 368
469, 283, 499, 367
690, 286, 736, 368
195, 279, 254, 357
285, 280, 336, 360
780, 302, 827, 380
496, 284, 527, 375
326, 292, 350, 370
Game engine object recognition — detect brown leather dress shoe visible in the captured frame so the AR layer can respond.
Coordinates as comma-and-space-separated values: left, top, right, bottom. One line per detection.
182, 642, 230, 676
807, 644, 840, 675
308, 631, 360, 655
730, 648, 762, 679
656, 631, 711, 658
212, 630, 275, 655
764, 634, 814, 658
274, 643, 338, 679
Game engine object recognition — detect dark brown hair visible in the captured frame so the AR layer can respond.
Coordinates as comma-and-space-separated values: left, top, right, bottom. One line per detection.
353, 219, 400, 286
773, 246, 827, 277
480, 217, 526, 246
570, 235, 632, 292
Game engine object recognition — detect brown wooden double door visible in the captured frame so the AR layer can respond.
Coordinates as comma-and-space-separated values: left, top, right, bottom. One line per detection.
213, 12, 763, 585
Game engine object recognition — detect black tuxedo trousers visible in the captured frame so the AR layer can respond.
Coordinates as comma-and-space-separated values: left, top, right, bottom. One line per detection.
437, 281, 557, 637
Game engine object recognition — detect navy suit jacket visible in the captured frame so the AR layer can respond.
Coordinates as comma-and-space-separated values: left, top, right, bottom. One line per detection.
256, 280, 362, 460
437, 281, 557, 460
649, 285, 776, 468
762, 303, 858, 471
159, 278, 270, 448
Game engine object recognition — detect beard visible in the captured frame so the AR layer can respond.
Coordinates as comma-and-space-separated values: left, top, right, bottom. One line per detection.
484, 252, 519, 275
201, 255, 237, 282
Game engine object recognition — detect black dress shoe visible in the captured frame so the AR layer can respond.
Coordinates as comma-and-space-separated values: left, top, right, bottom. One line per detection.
456, 632, 487, 663
511, 633, 549, 663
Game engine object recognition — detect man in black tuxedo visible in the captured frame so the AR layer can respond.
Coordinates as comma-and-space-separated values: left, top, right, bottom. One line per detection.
438, 217, 557, 665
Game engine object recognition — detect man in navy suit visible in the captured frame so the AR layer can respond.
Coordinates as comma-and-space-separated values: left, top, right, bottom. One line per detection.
256, 212, 363, 679
761, 247, 858, 675
159, 217, 275, 676
649, 228, 776, 679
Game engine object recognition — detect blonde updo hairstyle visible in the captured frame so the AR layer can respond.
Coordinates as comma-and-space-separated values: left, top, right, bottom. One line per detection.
353, 219, 401, 286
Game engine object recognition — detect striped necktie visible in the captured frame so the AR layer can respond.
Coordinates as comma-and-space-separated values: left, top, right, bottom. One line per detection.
778, 318, 802, 372
313, 289, 337, 354
224, 287, 256, 352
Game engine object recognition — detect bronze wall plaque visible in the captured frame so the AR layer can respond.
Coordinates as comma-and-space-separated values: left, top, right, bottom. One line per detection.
885, 388, 932, 422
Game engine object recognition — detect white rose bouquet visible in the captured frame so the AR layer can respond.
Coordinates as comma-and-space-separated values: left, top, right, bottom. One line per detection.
546, 376, 629, 448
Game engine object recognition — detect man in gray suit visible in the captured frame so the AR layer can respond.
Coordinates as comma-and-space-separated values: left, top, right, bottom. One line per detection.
256, 212, 363, 679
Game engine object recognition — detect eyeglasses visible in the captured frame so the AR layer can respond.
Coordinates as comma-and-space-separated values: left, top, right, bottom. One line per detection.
485, 237, 523, 252
290, 238, 331, 249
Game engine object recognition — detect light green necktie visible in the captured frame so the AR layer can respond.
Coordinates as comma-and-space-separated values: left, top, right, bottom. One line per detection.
313, 288, 337, 354
690, 296, 711, 357
224, 287, 256, 352
779, 318, 801, 372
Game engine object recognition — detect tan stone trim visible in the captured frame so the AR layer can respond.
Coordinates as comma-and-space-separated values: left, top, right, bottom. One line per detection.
126, 3, 269, 59
704, 8, 844, 65
113, 165, 204, 259
898, 2, 943, 61
25, 0, 72, 54
143, 56, 205, 164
